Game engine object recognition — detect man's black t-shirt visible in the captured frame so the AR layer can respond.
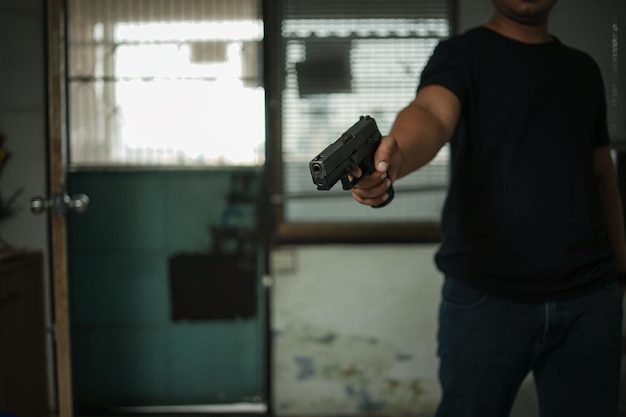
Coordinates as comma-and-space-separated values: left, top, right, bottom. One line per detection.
418, 26, 615, 302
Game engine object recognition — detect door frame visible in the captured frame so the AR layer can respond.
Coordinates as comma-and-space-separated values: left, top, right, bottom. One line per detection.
47, 0, 74, 416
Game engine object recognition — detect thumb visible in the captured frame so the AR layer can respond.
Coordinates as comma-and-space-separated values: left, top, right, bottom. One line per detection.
375, 135, 396, 174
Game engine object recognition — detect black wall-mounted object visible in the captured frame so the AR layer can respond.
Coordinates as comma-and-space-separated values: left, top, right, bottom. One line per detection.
169, 253, 256, 321
296, 40, 352, 97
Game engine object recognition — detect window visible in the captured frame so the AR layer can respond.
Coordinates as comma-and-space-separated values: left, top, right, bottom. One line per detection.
67, 0, 264, 168
264, 0, 454, 242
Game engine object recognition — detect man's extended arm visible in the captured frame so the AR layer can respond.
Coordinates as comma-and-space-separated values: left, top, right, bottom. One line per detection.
350, 84, 460, 207
389, 84, 461, 179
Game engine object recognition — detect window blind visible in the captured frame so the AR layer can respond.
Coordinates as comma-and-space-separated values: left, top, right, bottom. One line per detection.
265, 0, 453, 235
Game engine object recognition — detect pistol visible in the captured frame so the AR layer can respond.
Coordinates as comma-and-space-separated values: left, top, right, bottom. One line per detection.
309, 115, 394, 208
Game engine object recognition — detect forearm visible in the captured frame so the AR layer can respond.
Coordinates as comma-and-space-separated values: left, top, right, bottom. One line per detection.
389, 103, 451, 179
388, 85, 460, 180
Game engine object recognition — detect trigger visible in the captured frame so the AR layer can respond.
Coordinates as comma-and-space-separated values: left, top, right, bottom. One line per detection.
341, 176, 352, 190
349, 176, 362, 187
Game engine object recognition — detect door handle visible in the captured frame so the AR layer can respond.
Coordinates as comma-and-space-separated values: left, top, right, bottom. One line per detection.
29, 193, 90, 215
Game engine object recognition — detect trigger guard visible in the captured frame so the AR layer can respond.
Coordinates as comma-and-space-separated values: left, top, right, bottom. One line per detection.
349, 176, 362, 188
349, 163, 372, 188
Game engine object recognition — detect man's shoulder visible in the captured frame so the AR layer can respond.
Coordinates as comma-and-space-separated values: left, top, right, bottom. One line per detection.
552, 37, 602, 71
561, 42, 596, 61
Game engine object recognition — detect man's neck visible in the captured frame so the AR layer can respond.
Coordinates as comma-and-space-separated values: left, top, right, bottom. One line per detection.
484, 16, 552, 44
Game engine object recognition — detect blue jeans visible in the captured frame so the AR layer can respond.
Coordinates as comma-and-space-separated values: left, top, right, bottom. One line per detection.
435, 276, 623, 417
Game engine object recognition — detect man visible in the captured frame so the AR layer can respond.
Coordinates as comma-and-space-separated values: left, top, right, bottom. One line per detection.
350, 0, 625, 416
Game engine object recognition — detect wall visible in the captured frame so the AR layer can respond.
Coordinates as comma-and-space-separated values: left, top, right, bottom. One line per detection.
0, 0, 55, 412
271, 245, 442, 416
0, 3, 48, 251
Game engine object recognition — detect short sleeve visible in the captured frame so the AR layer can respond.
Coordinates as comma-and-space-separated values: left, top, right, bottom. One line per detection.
417, 39, 469, 106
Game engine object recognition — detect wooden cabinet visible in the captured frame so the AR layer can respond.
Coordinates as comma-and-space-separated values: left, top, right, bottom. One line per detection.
0, 252, 48, 417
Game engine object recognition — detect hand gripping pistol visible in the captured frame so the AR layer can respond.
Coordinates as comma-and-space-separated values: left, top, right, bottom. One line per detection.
309, 115, 394, 208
